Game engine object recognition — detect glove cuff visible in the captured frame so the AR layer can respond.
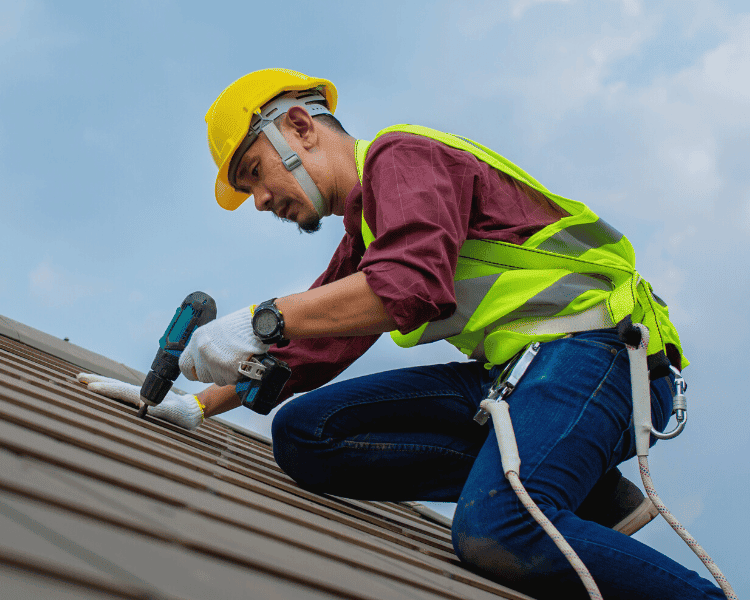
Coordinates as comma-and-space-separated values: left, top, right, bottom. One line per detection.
225, 306, 255, 338
150, 393, 205, 430
194, 395, 206, 420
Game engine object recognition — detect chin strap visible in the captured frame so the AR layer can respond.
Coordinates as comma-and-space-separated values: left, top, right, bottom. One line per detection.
228, 91, 332, 218
260, 121, 329, 218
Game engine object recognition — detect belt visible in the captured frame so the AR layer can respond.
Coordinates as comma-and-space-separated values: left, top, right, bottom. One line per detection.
495, 301, 614, 337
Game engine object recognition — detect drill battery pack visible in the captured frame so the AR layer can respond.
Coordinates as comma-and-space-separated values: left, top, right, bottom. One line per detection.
236, 354, 292, 415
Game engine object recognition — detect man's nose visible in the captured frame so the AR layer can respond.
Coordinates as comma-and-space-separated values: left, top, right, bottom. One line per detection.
254, 187, 272, 212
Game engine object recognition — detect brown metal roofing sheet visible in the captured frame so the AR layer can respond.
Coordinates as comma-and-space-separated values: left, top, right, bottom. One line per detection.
0, 564, 133, 600
0, 316, 147, 386
0, 369, 458, 555
0, 490, 360, 600
0, 328, 533, 600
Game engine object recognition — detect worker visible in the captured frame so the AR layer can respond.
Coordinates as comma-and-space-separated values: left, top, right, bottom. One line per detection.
79, 69, 724, 599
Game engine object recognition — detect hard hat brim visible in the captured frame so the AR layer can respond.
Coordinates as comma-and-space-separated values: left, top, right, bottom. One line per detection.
216, 156, 249, 211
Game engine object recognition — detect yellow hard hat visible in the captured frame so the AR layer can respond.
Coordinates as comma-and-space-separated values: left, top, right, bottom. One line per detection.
205, 68, 338, 210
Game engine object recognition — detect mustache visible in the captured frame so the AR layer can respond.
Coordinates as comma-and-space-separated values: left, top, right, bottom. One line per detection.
271, 199, 292, 220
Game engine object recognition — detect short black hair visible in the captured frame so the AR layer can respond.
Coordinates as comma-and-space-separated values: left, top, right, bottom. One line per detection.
273, 105, 350, 137
312, 112, 349, 136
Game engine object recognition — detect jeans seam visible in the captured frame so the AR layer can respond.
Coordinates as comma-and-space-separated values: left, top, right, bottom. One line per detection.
341, 439, 478, 460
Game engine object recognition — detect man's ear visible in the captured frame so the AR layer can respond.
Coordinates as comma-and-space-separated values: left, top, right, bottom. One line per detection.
283, 106, 317, 150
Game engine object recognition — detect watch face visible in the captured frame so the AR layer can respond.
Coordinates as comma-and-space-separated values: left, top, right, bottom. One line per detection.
254, 309, 278, 337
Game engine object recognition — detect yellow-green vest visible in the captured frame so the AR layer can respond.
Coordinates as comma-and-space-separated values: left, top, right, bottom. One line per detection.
354, 124, 687, 373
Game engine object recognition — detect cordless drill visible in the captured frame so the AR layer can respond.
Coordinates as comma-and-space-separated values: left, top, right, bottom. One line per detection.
139, 292, 291, 419
138, 291, 217, 418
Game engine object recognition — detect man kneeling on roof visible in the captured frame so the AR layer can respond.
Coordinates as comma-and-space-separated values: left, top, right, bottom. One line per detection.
79, 69, 724, 600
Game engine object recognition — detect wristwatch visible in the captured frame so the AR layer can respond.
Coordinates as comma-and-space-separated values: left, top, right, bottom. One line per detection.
252, 299, 289, 347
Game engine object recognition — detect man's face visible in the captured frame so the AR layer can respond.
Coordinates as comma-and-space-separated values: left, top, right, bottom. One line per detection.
232, 128, 321, 233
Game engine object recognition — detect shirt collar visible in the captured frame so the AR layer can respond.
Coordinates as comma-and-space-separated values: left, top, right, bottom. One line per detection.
342, 181, 363, 237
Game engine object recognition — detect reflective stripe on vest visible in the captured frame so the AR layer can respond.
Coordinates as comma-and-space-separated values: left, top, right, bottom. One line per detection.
354, 125, 687, 369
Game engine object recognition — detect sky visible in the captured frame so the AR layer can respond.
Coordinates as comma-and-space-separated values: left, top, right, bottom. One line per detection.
1, 0, 748, 594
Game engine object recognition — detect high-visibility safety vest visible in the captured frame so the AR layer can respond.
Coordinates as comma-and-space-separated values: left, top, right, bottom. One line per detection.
354, 124, 687, 374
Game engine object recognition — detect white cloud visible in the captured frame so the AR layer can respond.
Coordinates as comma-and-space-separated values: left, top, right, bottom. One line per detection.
615, 19, 750, 222
454, 6, 749, 160
29, 261, 110, 308
588, 29, 646, 71
666, 16, 750, 130
457, 11, 657, 133
533, 26, 651, 112
652, 138, 722, 211
638, 235, 696, 328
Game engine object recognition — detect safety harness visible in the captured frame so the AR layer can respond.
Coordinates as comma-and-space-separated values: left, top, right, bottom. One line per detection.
354, 125, 735, 599
354, 124, 685, 377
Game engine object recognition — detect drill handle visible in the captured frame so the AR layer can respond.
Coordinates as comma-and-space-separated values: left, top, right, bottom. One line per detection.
160, 291, 217, 354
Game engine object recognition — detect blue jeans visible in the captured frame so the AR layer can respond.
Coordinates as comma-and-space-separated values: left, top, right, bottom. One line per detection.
272, 329, 723, 599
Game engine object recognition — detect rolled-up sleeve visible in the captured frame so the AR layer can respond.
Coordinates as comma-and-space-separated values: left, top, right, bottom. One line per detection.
359, 133, 477, 334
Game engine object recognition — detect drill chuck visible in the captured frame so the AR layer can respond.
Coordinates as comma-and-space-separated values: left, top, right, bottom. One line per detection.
140, 291, 217, 408
140, 367, 177, 407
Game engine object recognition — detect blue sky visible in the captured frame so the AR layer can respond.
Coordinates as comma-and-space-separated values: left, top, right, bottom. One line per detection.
1, 0, 748, 594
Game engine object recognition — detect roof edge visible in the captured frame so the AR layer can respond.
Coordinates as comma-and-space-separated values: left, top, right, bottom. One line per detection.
401, 502, 454, 529
0, 313, 454, 530
0, 314, 147, 386
209, 415, 274, 445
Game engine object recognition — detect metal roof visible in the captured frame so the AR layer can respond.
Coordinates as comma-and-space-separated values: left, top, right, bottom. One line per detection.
0, 315, 532, 600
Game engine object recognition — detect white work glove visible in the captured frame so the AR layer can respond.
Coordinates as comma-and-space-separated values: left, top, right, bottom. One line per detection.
76, 373, 205, 430
179, 306, 270, 387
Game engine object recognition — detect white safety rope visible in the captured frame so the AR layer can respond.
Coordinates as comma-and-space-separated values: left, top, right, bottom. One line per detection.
480, 399, 603, 600
638, 457, 737, 599
481, 328, 738, 600
625, 323, 737, 600
509, 470, 603, 599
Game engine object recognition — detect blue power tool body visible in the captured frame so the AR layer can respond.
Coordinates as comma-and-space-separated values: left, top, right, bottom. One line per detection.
139, 292, 291, 419
138, 291, 217, 417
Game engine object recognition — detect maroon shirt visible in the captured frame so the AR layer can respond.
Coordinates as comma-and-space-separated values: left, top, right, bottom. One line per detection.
272, 132, 566, 403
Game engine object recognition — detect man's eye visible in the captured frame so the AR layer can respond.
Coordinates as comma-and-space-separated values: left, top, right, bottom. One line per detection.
252, 166, 259, 178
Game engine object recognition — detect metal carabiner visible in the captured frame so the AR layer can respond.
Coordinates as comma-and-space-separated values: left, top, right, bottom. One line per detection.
474, 342, 542, 425
651, 365, 688, 440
